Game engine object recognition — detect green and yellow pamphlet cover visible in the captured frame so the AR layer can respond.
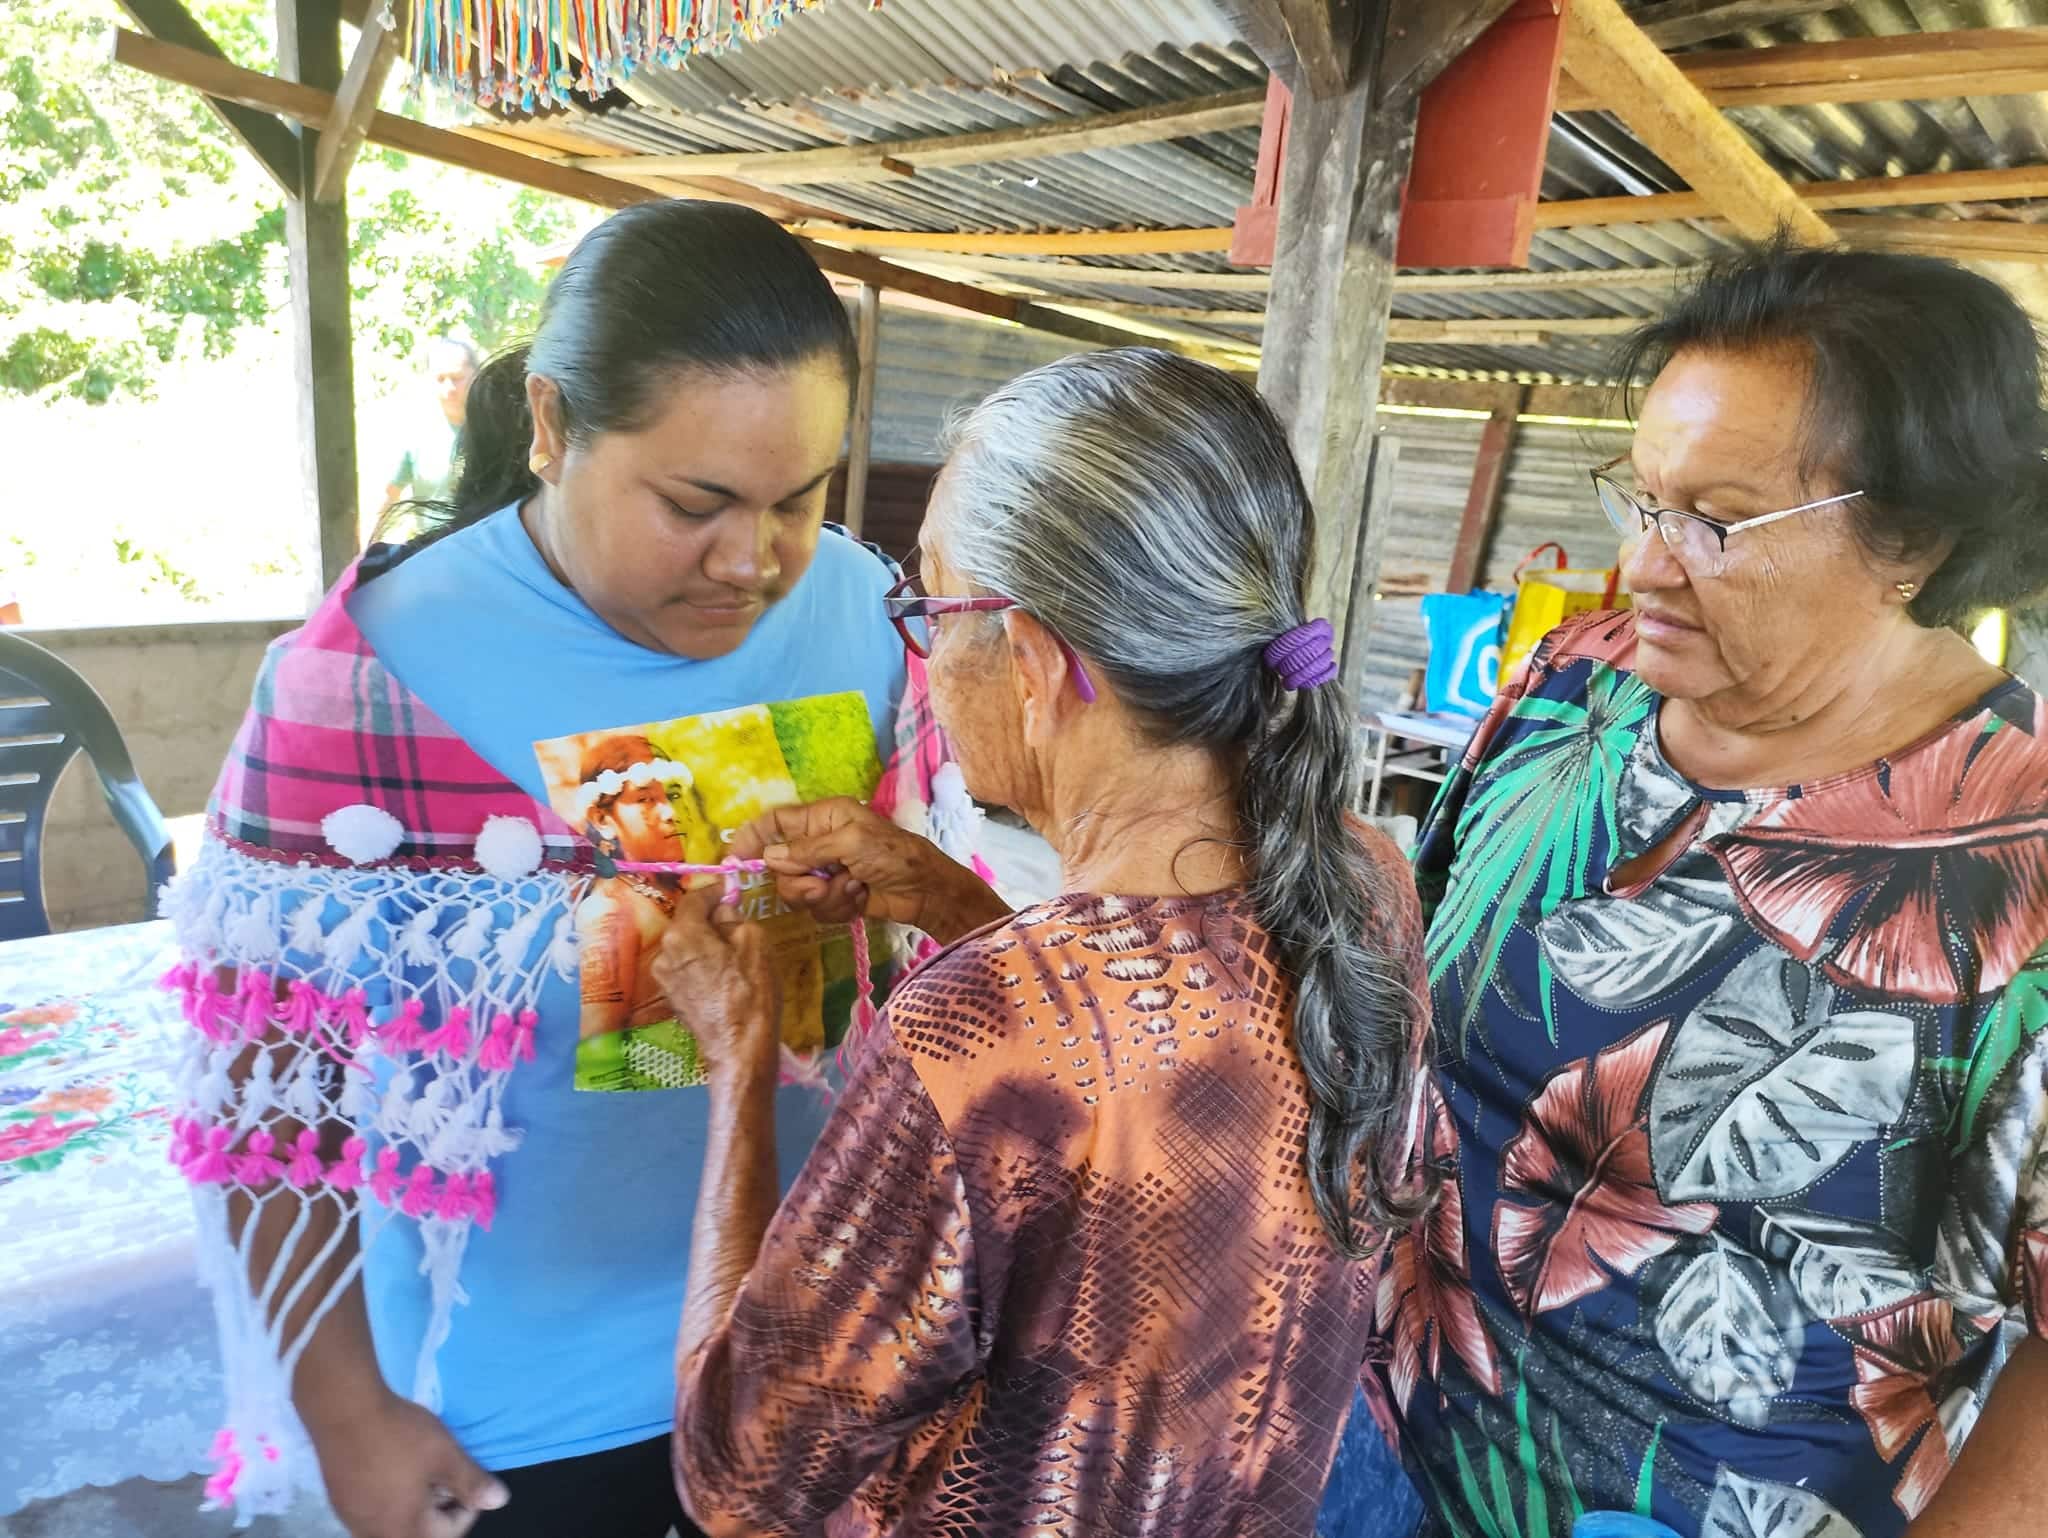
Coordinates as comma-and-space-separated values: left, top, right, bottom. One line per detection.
535, 692, 882, 1091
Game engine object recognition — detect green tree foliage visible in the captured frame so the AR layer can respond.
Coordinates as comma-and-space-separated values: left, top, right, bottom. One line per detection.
1, 0, 579, 405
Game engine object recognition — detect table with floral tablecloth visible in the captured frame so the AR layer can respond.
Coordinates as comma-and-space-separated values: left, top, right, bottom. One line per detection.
0, 920, 222, 1515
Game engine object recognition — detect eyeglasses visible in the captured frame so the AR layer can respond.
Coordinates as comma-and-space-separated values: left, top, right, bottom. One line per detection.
883, 573, 1098, 703
1590, 455, 1864, 578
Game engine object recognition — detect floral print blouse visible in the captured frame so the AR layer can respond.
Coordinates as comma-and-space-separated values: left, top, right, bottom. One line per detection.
1384, 611, 2048, 1538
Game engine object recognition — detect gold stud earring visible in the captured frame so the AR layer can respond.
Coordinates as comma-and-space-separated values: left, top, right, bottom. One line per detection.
1896, 581, 1919, 600
528, 451, 553, 475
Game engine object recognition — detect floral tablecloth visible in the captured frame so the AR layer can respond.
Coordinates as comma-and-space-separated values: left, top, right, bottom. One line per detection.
0, 920, 222, 1515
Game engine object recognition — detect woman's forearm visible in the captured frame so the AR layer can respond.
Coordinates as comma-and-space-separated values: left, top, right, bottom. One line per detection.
915, 862, 1014, 947
1904, 1334, 2048, 1538
214, 974, 393, 1437
676, 1061, 782, 1376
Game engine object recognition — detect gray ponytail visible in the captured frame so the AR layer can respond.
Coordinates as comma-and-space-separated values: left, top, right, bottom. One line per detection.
934, 348, 1423, 1254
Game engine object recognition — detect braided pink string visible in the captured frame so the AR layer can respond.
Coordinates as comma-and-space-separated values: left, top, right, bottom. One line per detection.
611, 857, 767, 905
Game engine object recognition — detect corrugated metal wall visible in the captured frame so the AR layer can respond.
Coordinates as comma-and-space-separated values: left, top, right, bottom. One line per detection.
1355, 416, 1631, 716
1482, 420, 1633, 589
851, 308, 1634, 719
868, 306, 1092, 465
1354, 413, 1487, 717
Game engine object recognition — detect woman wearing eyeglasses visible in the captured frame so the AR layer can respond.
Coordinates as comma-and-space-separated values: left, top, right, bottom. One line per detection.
647, 347, 1432, 1538
1373, 245, 2048, 1538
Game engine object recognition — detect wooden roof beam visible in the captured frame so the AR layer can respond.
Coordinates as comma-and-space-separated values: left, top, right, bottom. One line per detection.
1558, 0, 1833, 244
562, 88, 1268, 186
109, 30, 1250, 366
1537, 162, 2048, 229
311, 6, 402, 200
889, 254, 1712, 297
1255, 0, 1373, 99
1556, 28, 2048, 112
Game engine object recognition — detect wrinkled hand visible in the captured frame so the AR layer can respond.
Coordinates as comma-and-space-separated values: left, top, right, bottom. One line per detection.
314, 1392, 507, 1538
729, 798, 1008, 946
651, 883, 779, 1085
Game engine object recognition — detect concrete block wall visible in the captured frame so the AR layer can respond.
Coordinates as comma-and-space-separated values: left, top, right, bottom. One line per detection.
18, 619, 295, 932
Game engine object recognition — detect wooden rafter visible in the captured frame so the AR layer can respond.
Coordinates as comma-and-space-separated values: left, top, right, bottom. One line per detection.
877, 254, 1277, 290
1538, 163, 2048, 228
311, 6, 403, 200
109, 29, 1256, 368
1834, 214, 2048, 261
895, 254, 1710, 297
1033, 303, 1642, 344
1260, 0, 1372, 99
1556, 28, 2048, 113
1559, 0, 1833, 244
562, 88, 1267, 186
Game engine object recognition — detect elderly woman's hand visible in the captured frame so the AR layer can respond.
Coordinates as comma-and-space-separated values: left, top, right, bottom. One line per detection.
651, 884, 780, 1088
730, 798, 1012, 947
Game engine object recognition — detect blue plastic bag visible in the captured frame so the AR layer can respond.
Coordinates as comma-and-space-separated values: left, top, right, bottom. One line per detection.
1572, 1514, 1683, 1538
1420, 591, 1511, 718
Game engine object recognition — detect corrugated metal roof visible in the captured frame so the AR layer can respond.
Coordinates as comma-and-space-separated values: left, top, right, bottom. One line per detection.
612, 0, 1246, 111
567, 43, 1265, 235
502, 0, 2048, 382
869, 303, 1091, 460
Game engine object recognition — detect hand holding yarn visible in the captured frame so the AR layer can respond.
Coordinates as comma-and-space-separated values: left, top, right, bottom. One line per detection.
730, 797, 1009, 947
651, 883, 780, 1086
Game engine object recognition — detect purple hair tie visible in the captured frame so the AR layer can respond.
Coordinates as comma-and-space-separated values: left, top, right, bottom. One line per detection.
1263, 618, 1338, 690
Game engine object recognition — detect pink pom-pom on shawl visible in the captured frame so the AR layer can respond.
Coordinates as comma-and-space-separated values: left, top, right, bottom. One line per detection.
188, 1124, 236, 1184
376, 999, 429, 1056
236, 968, 277, 1039
335, 988, 375, 1050
470, 1169, 498, 1230
284, 1128, 326, 1188
369, 1146, 404, 1206
236, 1129, 286, 1187
436, 1171, 474, 1222
281, 979, 324, 1038
399, 1164, 439, 1218
478, 1012, 517, 1072
326, 1136, 370, 1192
421, 1006, 473, 1061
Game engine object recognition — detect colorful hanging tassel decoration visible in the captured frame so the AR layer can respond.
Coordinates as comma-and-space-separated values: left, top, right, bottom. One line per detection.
401, 0, 842, 105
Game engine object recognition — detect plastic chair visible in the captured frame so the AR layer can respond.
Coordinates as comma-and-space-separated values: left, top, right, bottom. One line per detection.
0, 630, 175, 941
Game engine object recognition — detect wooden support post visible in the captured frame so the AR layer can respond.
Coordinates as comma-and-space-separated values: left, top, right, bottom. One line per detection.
1339, 433, 1402, 712
312, 6, 402, 201
1559, 0, 1834, 245
843, 284, 881, 539
1445, 387, 1527, 593
1267, 0, 1371, 100
1258, 33, 1420, 638
279, 0, 361, 589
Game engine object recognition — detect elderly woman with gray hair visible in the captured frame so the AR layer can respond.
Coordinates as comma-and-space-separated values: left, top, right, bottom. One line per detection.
646, 347, 1430, 1538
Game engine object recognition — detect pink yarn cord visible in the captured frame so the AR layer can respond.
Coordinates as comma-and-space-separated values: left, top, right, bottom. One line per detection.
612, 856, 768, 906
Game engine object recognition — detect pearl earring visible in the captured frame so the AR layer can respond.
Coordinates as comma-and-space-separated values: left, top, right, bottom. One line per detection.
1896, 581, 1919, 601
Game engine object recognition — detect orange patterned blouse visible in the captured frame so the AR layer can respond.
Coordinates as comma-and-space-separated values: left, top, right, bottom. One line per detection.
675, 833, 1425, 1538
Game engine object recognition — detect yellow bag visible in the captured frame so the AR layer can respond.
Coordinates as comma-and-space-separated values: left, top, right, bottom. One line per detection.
1501, 543, 1629, 681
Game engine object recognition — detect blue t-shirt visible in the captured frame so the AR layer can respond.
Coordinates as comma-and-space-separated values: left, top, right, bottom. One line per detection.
348, 505, 905, 1470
